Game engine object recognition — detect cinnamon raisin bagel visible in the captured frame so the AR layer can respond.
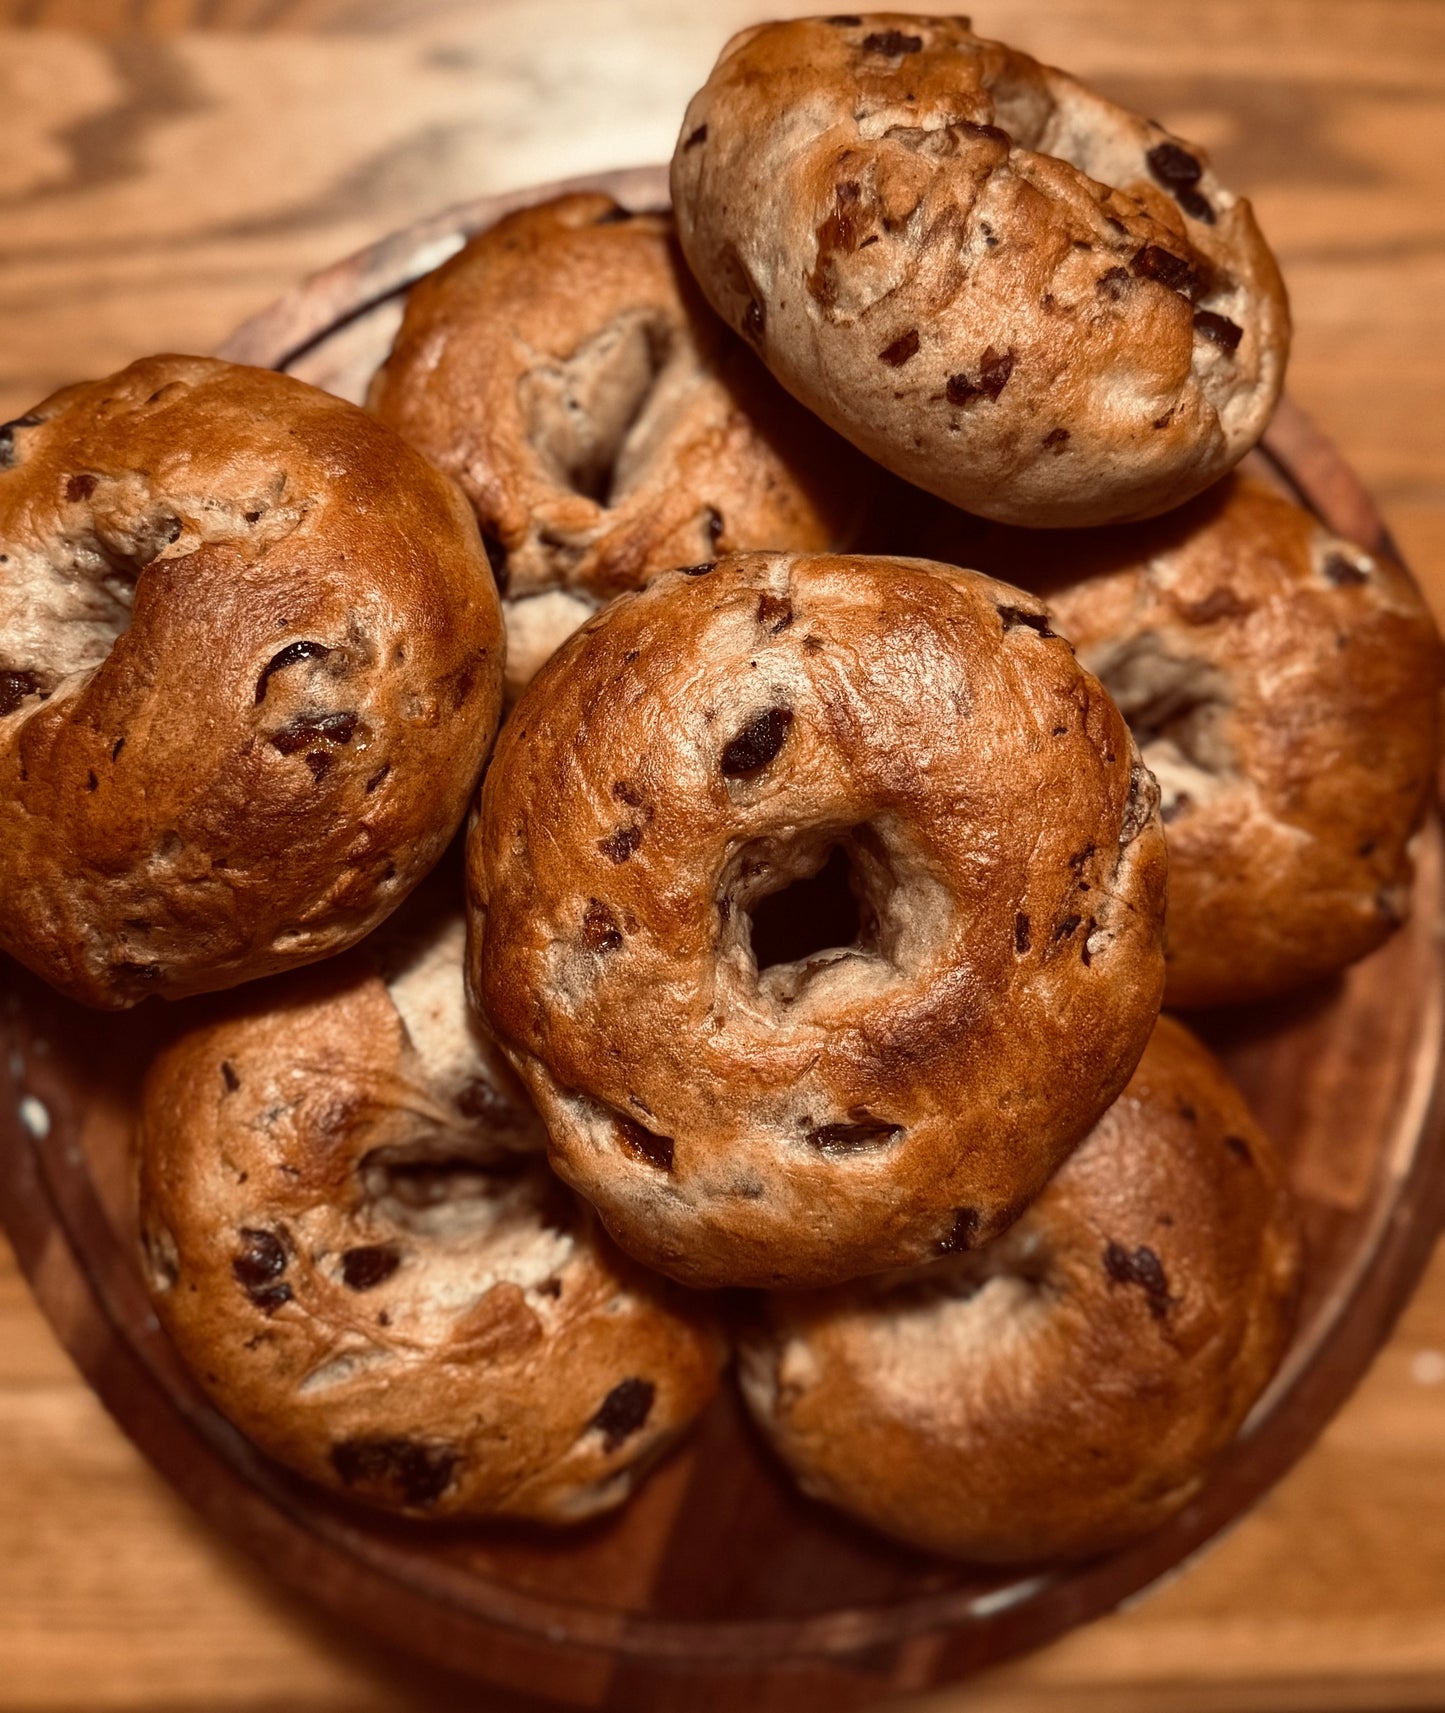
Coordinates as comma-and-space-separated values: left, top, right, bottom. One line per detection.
369, 192, 874, 697
738, 1015, 1302, 1562
0, 355, 504, 1009
137, 909, 724, 1524
915, 474, 1442, 1006
468, 551, 1167, 1290
671, 15, 1290, 527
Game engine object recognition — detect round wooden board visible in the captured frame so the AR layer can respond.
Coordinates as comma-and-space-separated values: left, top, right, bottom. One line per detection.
4, 165, 1444, 1712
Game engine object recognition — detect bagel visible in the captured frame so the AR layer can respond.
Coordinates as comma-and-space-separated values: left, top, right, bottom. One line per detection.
468, 550, 1167, 1290
671, 15, 1290, 527
137, 908, 724, 1523
914, 474, 1443, 1006
0, 355, 503, 1008
738, 1015, 1301, 1562
369, 193, 874, 697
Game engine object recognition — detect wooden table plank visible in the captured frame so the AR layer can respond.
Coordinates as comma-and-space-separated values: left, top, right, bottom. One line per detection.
2, 3, 1445, 1707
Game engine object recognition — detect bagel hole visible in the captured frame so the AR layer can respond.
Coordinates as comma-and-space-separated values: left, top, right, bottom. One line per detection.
359, 1143, 534, 1237
1087, 633, 1234, 822
729, 826, 901, 1004
749, 845, 863, 972
7, 505, 187, 696
876, 1226, 1054, 1325
522, 308, 685, 509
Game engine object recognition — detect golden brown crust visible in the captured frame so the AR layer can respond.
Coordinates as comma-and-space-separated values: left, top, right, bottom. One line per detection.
912, 475, 1443, 1006
738, 1015, 1301, 1562
0, 356, 505, 1009
671, 16, 1290, 527
136, 909, 724, 1524
468, 551, 1167, 1290
368, 193, 876, 697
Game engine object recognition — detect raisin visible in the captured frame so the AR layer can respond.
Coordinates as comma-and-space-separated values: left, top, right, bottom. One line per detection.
270, 711, 358, 755
615, 1115, 674, 1171
1131, 245, 1205, 300
947, 346, 1014, 405
756, 593, 793, 633
1096, 266, 1131, 301
1145, 140, 1203, 189
684, 123, 708, 149
1103, 1240, 1171, 1319
996, 604, 1056, 639
979, 347, 1015, 396
959, 119, 1011, 145
879, 329, 920, 366
937, 1207, 981, 1254
233, 1228, 289, 1310
583, 899, 623, 952
65, 472, 98, 502
455, 1078, 528, 1130
1323, 552, 1368, 586
598, 824, 642, 863
254, 640, 331, 704
806, 1118, 902, 1154
1042, 427, 1070, 448
680, 561, 715, 577
1193, 309, 1242, 351
221, 1061, 241, 1093
591, 1377, 655, 1451
330, 1437, 458, 1507
0, 671, 40, 717
341, 1245, 402, 1290
862, 29, 923, 54
612, 778, 644, 807
1014, 912, 1031, 954
1176, 186, 1215, 222
721, 706, 793, 776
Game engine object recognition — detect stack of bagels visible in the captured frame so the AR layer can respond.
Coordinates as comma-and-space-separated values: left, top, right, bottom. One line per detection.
3, 17, 1440, 1561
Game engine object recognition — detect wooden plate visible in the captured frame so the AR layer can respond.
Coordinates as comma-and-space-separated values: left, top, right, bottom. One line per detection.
4, 166, 1444, 1712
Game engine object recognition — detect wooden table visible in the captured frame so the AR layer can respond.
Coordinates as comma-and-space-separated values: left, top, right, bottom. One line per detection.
3, 2, 1445, 1707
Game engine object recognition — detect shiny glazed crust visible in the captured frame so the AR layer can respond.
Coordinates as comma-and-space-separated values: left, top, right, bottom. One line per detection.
468, 551, 1167, 1290
0, 356, 505, 1008
136, 911, 724, 1524
738, 1015, 1302, 1562
369, 193, 876, 697
916, 474, 1443, 1006
671, 15, 1290, 527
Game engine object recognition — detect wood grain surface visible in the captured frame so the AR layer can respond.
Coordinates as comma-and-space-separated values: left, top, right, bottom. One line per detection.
2, 2, 1445, 1709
